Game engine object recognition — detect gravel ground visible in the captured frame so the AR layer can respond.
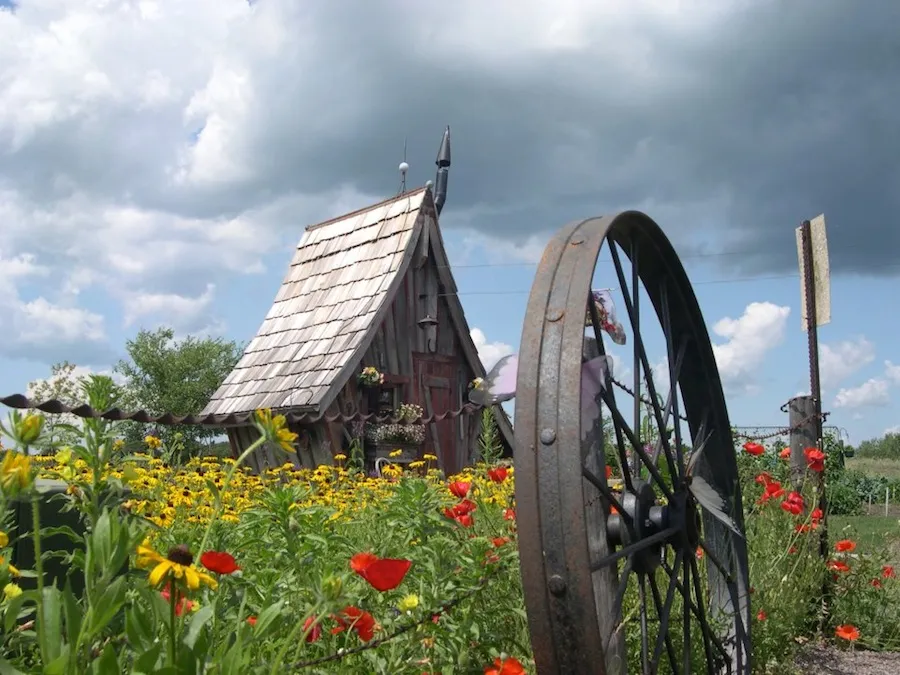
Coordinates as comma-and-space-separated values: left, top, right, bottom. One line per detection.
795, 645, 900, 675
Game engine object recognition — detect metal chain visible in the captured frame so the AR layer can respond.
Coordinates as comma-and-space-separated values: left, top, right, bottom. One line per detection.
732, 412, 828, 442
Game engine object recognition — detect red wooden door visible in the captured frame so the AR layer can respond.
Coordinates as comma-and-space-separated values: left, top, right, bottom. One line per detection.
413, 357, 460, 475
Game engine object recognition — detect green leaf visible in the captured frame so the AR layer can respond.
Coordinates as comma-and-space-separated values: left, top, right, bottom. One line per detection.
39, 586, 63, 665
252, 600, 285, 639
42, 646, 70, 675
62, 581, 82, 651
3, 592, 32, 633
132, 643, 162, 674
0, 658, 28, 675
90, 644, 119, 675
41, 526, 82, 545
183, 603, 215, 650
125, 602, 154, 650
84, 576, 126, 639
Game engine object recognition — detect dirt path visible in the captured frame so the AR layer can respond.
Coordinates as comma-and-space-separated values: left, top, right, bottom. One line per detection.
795, 644, 900, 675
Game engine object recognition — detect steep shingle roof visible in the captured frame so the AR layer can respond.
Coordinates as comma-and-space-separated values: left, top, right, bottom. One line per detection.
202, 188, 429, 415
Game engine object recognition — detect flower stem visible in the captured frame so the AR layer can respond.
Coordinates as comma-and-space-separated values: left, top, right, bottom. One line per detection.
196, 437, 265, 558
168, 581, 177, 666
269, 605, 320, 675
31, 491, 48, 664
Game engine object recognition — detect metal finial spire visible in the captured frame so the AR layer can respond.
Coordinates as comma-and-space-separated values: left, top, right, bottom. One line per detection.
398, 138, 409, 194
433, 126, 451, 215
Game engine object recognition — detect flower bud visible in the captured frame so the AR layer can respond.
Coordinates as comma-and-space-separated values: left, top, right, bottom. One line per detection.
320, 575, 344, 602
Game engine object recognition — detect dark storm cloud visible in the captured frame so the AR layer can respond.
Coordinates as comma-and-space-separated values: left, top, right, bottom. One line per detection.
222, 0, 900, 277
3, 0, 898, 279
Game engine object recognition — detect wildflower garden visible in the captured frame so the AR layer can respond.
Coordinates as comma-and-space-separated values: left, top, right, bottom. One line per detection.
0, 378, 898, 673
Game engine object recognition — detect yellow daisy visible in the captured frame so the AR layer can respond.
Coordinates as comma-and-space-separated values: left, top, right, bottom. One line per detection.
135, 540, 217, 591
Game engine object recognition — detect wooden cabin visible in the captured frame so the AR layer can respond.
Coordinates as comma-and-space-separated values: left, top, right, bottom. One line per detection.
201, 186, 514, 475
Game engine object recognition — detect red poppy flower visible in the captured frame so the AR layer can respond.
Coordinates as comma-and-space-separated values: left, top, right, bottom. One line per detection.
605, 465, 613, 479
883, 565, 896, 578
484, 656, 526, 675
487, 467, 508, 483
452, 499, 477, 516
757, 480, 785, 504
780, 492, 804, 515
742, 442, 764, 456
834, 539, 856, 553
804, 447, 825, 473
779, 447, 791, 460
492, 537, 510, 547
835, 624, 859, 641
200, 551, 240, 575
247, 616, 257, 626
332, 606, 376, 642
302, 616, 321, 643
872, 578, 882, 589
452, 513, 474, 528
827, 560, 850, 573
811, 508, 823, 522
755, 472, 773, 486
503, 508, 516, 521
448, 481, 471, 499
350, 552, 412, 592
795, 524, 811, 534
757, 610, 767, 621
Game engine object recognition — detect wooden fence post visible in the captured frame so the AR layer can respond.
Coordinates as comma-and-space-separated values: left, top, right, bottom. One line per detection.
788, 395, 818, 490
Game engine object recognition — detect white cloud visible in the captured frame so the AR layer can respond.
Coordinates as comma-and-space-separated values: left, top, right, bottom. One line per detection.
0, 250, 111, 362
833, 378, 891, 409
885, 425, 900, 435
122, 283, 216, 331
710, 301, 791, 394
820, 336, 875, 390
885, 360, 900, 385
470, 328, 514, 371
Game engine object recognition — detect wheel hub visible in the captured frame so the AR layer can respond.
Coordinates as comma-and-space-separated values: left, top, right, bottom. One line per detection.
606, 480, 670, 573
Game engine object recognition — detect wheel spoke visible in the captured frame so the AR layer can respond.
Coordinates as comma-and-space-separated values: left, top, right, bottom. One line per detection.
609, 241, 681, 485
661, 281, 688, 478
590, 527, 680, 573
647, 564, 683, 675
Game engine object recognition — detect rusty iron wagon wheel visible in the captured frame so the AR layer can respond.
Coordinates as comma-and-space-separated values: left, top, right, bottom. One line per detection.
514, 212, 751, 675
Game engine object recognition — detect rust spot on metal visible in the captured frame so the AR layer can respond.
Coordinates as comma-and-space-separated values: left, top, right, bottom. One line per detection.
548, 574, 567, 596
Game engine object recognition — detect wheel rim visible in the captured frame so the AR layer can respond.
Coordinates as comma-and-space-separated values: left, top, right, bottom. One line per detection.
514, 213, 751, 675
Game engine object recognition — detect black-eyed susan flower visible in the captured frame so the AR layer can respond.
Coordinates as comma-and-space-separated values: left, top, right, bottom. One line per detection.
253, 409, 298, 453
0, 451, 33, 492
135, 540, 217, 591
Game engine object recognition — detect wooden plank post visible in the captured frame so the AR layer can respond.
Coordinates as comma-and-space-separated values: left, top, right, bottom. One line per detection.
788, 395, 818, 490
796, 215, 830, 560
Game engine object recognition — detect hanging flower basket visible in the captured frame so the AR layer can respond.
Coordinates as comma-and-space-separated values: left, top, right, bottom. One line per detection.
358, 366, 384, 388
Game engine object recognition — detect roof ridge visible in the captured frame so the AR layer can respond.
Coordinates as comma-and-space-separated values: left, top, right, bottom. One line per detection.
305, 186, 428, 232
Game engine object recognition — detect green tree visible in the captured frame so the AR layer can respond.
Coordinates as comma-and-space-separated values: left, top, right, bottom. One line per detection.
856, 432, 900, 460
26, 361, 89, 451
115, 327, 243, 460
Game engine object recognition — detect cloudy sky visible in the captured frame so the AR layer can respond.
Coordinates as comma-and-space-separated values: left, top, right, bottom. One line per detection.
1, 0, 898, 445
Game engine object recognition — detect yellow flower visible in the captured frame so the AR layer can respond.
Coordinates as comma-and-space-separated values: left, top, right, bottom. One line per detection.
389, 449, 403, 458
113, 439, 125, 451
423, 454, 437, 462
334, 454, 347, 461
254, 409, 298, 453
0, 531, 7, 548
135, 540, 217, 591
398, 594, 419, 612
17, 414, 44, 445
0, 451, 33, 492
54, 447, 73, 465
144, 436, 163, 450
3, 583, 22, 600
0, 557, 20, 577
